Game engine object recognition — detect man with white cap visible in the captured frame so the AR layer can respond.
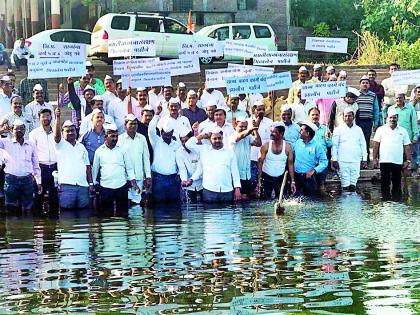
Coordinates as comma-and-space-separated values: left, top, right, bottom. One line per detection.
373, 107, 411, 200
108, 79, 135, 134
337, 70, 347, 81
176, 82, 188, 109
281, 105, 300, 147
229, 116, 261, 199
0, 119, 42, 210
200, 87, 227, 109
54, 108, 93, 209
148, 86, 164, 107
181, 90, 207, 126
118, 114, 151, 204
79, 95, 115, 135
157, 97, 191, 139
148, 106, 181, 202
101, 75, 118, 113
153, 86, 173, 117
328, 88, 360, 132
238, 93, 263, 113
258, 121, 295, 199
0, 95, 32, 139
127, 87, 147, 121
17, 77, 49, 106
332, 107, 367, 192
326, 66, 336, 80
29, 108, 58, 208
0, 76, 18, 119
226, 94, 248, 124
186, 126, 241, 202
176, 127, 203, 201
293, 120, 328, 196
198, 102, 217, 134
25, 84, 55, 128
308, 64, 323, 83
200, 106, 234, 147
79, 109, 106, 164
288, 66, 308, 104
137, 104, 154, 162
92, 123, 139, 211
292, 87, 314, 124
357, 75, 380, 162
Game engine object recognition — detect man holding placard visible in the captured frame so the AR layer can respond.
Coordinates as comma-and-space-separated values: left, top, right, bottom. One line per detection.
226, 95, 248, 124
381, 64, 408, 122
287, 66, 308, 105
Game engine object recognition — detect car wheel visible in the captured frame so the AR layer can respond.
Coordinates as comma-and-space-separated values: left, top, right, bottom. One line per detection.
199, 57, 214, 65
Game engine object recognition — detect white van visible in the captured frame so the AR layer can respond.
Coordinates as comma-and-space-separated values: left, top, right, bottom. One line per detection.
196, 23, 278, 64
90, 12, 215, 63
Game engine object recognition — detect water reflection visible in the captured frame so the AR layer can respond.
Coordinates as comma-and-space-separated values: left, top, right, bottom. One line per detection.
0, 184, 418, 314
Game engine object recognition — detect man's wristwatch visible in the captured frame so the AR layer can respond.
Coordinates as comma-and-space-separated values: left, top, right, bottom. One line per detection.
405, 160, 411, 164
89, 183, 94, 186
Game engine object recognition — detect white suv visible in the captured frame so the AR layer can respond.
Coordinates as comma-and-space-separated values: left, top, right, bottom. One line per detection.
90, 12, 215, 63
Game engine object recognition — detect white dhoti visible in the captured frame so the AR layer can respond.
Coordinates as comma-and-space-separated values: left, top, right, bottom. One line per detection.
128, 179, 144, 204
338, 161, 360, 187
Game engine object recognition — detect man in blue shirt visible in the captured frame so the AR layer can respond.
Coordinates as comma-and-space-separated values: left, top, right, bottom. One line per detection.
294, 120, 328, 196
0, 43, 12, 69
281, 105, 300, 147
79, 109, 106, 164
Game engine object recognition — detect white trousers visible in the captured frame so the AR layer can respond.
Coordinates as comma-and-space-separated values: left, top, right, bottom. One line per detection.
338, 161, 360, 187
128, 179, 143, 204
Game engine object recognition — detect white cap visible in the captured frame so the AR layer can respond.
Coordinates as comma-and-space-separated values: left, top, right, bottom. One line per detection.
91, 108, 103, 118
0, 75, 11, 82
169, 97, 179, 104
343, 107, 354, 115
125, 114, 137, 121
254, 100, 264, 107
117, 79, 122, 84
360, 75, 369, 82
298, 66, 307, 72
387, 107, 398, 117
230, 94, 239, 98
313, 64, 322, 70
215, 105, 227, 113
137, 87, 147, 91
143, 104, 154, 111
178, 82, 186, 88
84, 85, 95, 92
93, 95, 103, 102
179, 126, 191, 138
326, 66, 335, 72
394, 90, 406, 97
32, 84, 43, 91
347, 87, 360, 97
329, 73, 337, 79
104, 75, 113, 81
302, 120, 318, 132
209, 126, 223, 134
235, 116, 248, 122
162, 119, 176, 133
12, 119, 25, 126
205, 100, 217, 108
187, 89, 197, 96
104, 123, 118, 131
272, 121, 285, 128
281, 104, 292, 112
62, 120, 74, 128
339, 70, 347, 76
86, 61, 93, 67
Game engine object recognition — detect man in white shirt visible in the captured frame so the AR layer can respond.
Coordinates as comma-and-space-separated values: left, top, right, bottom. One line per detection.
200, 88, 227, 109
229, 117, 261, 199
292, 87, 314, 124
53, 108, 93, 209
176, 127, 203, 202
148, 106, 181, 202
92, 123, 139, 211
198, 102, 217, 134
381, 63, 408, 122
186, 126, 241, 202
226, 95, 248, 123
238, 93, 263, 113
108, 79, 133, 134
127, 87, 148, 121
118, 114, 151, 204
0, 95, 32, 139
29, 108, 58, 209
331, 107, 367, 192
176, 82, 188, 109
79, 95, 115, 135
157, 97, 191, 139
12, 38, 30, 71
0, 76, 18, 119
153, 86, 173, 117
26, 84, 55, 128
200, 106, 234, 147
148, 86, 164, 107
373, 107, 411, 200
101, 75, 118, 114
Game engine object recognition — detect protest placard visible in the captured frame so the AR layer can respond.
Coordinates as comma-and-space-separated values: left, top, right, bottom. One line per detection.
301, 81, 347, 99
265, 72, 292, 90
391, 69, 420, 85
225, 75, 268, 95
178, 41, 223, 58
223, 40, 267, 58
113, 57, 161, 75
36, 42, 87, 60
108, 38, 156, 57
228, 63, 274, 75
253, 51, 298, 66
157, 58, 200, 76
121, 70, 171, 89
28, 58, 86, 79
205, 68, 245, 88
305, 37, 348, 53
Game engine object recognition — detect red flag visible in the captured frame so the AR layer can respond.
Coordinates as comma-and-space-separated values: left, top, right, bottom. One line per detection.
187, 10, 195, 33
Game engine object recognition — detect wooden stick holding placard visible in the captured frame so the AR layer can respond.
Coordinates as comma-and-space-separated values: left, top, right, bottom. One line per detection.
128, 55, 132, 87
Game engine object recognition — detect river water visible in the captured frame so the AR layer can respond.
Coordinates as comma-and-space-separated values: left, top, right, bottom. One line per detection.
0, 183, 419, 314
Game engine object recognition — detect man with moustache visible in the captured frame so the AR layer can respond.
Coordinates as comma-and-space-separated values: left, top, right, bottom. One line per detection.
79, 95, 115, 135
281, 106, 300, 147
25, 84, 54, 128
288, 66, 308, 104
181, 90, 207, 126
153, 86, 173, 117
127, 87, 148, 121
79, 109, 106, 164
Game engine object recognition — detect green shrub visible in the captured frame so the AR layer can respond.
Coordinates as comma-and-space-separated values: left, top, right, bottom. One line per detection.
313, 22, 331, 37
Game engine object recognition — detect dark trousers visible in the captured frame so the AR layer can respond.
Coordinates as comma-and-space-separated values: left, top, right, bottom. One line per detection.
4, 174, 34, 210
261, 172, 284, 199
38, 164, 59, 210
152, 172, 180, 202
202, 189, 233, 202
358, 119, 373, 162
0, 51, 12, 68
99, 184, 129, 211
13, 55, 27, 70
380, 163, 402, 199
295, 173, 317, 197
186, 189, 203, 202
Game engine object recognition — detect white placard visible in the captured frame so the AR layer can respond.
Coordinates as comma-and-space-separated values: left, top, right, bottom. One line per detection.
108, 38, 156, 57
391, 69, 420, 85
28, 58, 86, 79
223, 40, 267, 58
178, 41, 223, 58
121, 70, 171, 89
228, 63, 274, 75
305, 37, 348, 54
253, 51, 299, 65
265, 72, 292, 90
36, 42, 87, 60
225, 75, 268, 95
301, 81, 348, 99
157, 58, 200, 76
113, 57, 161, 75
205, 68, 244, 88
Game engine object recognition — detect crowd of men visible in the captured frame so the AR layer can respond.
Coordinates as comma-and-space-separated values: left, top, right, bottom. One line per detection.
0, 61, 418, 212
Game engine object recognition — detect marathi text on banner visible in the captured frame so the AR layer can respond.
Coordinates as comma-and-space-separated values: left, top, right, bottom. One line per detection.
205, 68, 246, 88
108, 38, 156, 57
391, 69, 420, 85
157, 58, 200, 76
265, 72, 293, 90
305, 37, 348, 54
301, 81, 348, 99
225, 75, 269, 95
223, 40, 267, 58
36, 42, 87, 60
28, 58, 86, 79
227, 63, 274, 75
121, 70, 171, 89
178, 41, 223, 58
253, 51, 299, 65
113, 57, 161, 75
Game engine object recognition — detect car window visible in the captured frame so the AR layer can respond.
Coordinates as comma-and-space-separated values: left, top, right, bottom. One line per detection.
49, 31, 91, 44
232, 25, 251, 40
253, 26, 271, 38
111, 16, 130, 30
209, 27, 230, 41
135, 17, 161, 32
163, 19, 189, 34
